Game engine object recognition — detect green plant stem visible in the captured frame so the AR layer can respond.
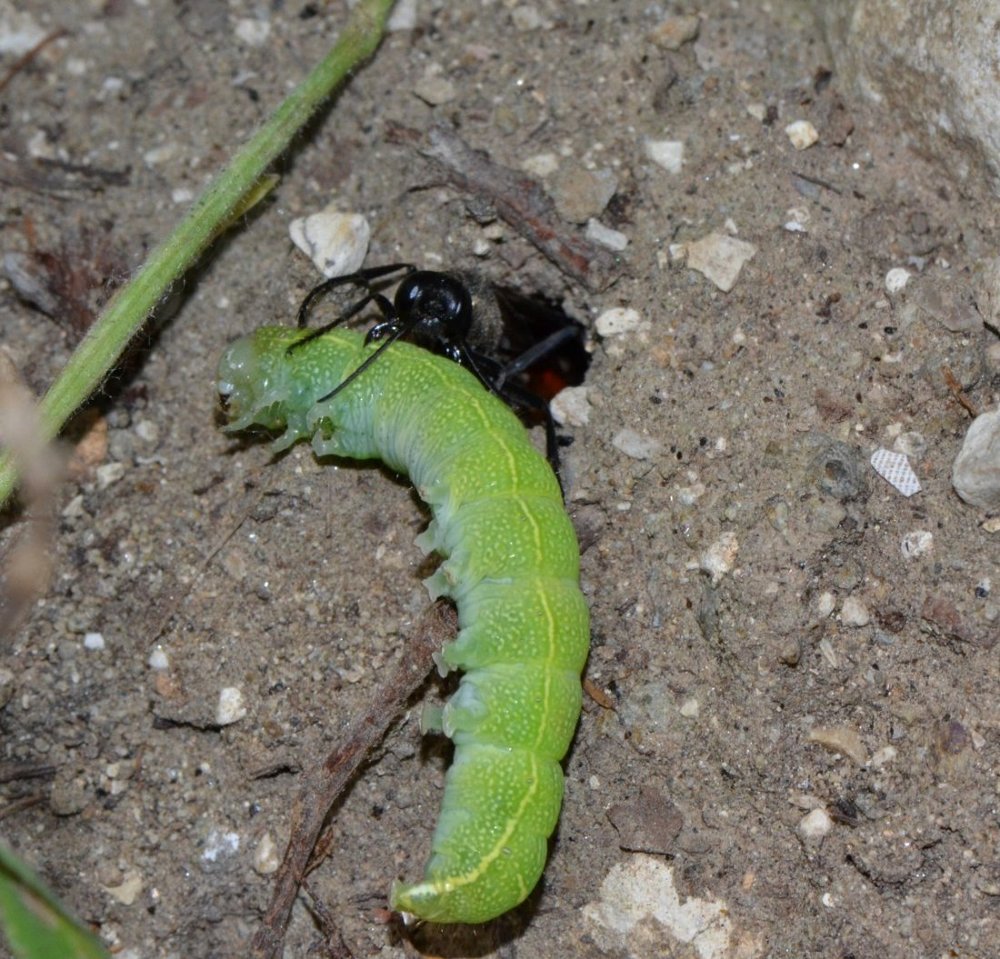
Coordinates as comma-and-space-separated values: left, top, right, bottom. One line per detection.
0, 0, 397, 510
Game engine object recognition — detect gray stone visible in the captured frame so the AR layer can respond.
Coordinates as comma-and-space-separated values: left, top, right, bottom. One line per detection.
815, 1, 1000, 196
952, 407, 1000, 509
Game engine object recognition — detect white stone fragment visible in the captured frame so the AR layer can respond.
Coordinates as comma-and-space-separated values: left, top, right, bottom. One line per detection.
815, 591, 836, 618
595, 307, 642, 336
387, 0, 417, 31
413, 69, 457, 105
551, 385, 591, 427
952, 407, 1000, 509
699, 531, 739, 583
522, 152, 559, 177
839, 597, 870, 627
679, 697, 700, 718
216, 686, 247, 726
649, 15, 701, 50
143, 142, 178, 167
511, 5, 543, 30
901, 530, 934, 559
870, 448, 922, 497
147, 646, 169, 671
785, 120, 819, 150
83, 632, 106, 650
645, 139, 685, 174
885, 267, 911, 293
135, 418, 160, 444
783, 207, 810, 233
104, 872, 143, 906
808, 725, 868, 764
798, 808, 833, 841
0, 11, 46, 55
582, 856, 736, 959
235, 18, 271, 47
202, 829, 240, 863
685, 233, 757, 292
612, 429, 662, 461
253, 833, 281, 875
289, 208, 370, 279
586, 219, 629, 251
96, 462, 126, 489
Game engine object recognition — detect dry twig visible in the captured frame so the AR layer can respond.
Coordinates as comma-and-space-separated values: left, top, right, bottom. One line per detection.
387, 122, 618, 292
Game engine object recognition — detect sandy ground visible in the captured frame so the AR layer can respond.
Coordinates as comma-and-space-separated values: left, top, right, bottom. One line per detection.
1, 2, 997, 958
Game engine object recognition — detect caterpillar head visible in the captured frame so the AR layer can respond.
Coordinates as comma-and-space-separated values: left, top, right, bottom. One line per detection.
217, 327, 313, 450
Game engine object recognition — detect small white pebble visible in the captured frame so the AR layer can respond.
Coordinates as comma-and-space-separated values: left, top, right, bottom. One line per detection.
649, 14, 700, 50
171, 187, 194, 205
522, 152, 559, 177
253, 833, 281, 875
885, 267, 911, 293
83, 632, 105, 650
818, 637, 838, 668
0, 12, 46, 56
143, 142, 178, 167
645, 139, 684, 174
511, 5, 543, 30
808, 725, 868, 765
413, 71, 457, 106
901, 529, 933, 559
595, 307, 642, 336
135, 419, 160, 444
104, 872, 143, 906
550, 385, 591, 427
147, 647, 169, 671
798, 808, 833, 840
785, 120, 819, 150
699, 531, 739, 583
783, 207, 810, 233
612, 428, 662, 461
840, 596, 870, 628
235, 18, 271, 46
815, 591, 836, 618
685, 233, 757, 292
289, 208, 370, 279
216, 687, 247, 726
679, 697, 700, 718
96, 462, 125, 489
387, 0, 417, 31
674, 481, 706, 506
26, 129, 54, 160
586, 219, 629, 251
202, 829, 240, 863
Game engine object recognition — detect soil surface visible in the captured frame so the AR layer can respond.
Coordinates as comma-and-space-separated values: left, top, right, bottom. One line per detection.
1, 2, 997, 958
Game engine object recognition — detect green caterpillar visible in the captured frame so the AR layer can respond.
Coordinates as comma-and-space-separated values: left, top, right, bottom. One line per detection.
217, 326, 589, 924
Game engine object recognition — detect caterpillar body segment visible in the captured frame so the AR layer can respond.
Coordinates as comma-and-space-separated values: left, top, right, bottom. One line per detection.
217, 326, 589, 923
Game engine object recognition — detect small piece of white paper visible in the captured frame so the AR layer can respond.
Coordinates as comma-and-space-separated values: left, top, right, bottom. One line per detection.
871, 448, 921, 497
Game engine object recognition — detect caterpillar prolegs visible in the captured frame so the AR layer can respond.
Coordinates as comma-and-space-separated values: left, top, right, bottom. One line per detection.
217, 326, 589, 924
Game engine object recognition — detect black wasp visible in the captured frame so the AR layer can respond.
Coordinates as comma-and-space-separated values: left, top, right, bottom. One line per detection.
290, 263, 589, 474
